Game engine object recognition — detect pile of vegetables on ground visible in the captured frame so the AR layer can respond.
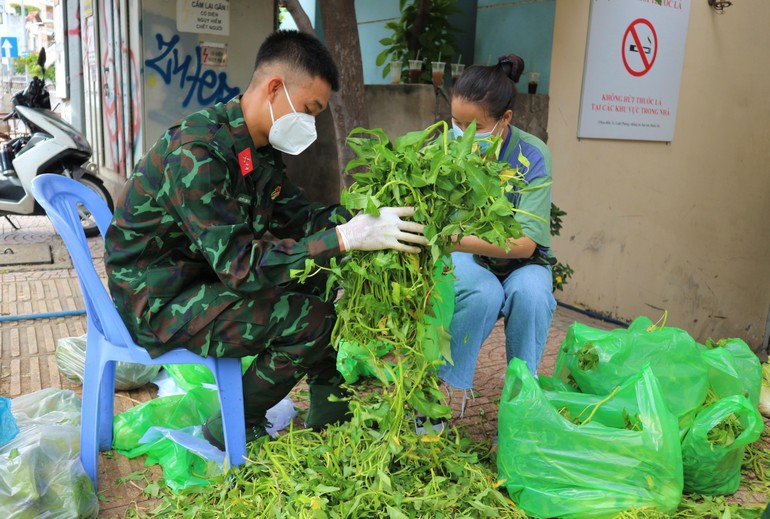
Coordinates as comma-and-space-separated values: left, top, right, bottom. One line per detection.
104, 123, 770, 518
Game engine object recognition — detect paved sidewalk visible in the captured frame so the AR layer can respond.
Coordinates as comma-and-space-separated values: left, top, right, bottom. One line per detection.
0, 215, 617, 517
1, 216, 166, 516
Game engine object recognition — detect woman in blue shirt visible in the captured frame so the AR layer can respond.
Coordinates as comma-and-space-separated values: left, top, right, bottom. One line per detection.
440, 55, 556, 417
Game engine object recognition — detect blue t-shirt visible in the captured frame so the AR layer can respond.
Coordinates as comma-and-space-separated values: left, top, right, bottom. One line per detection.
475, 125, 554, 277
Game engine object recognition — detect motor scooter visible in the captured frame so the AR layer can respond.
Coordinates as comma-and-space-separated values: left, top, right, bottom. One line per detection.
0, 48, 113, 237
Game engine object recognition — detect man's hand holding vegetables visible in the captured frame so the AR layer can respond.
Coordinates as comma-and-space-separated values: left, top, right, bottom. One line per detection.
337, 206, 428, 253
103, 30, 426, 452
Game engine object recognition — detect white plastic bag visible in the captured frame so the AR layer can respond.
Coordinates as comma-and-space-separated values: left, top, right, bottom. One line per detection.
56, 335, 160, 390
0, 389, 98, 518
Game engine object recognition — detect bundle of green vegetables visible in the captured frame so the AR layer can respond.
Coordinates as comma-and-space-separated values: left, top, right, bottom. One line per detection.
301, 120, 532, 431
146, 121, 535, 517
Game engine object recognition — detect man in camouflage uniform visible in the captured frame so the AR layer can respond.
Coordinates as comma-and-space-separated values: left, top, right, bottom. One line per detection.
104, 30, 427, 449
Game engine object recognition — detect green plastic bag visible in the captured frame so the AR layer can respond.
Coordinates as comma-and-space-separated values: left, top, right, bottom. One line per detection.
113, 387, 220, 448
682, 394, 763, 495
162, 355, 256, 391
112, 387, 222, 491
554, 316, 709, 426
335, 260, 454, 384
115, 357, 268, 491
161, 364, 217, 391
335, 339, 393, 384
700, 338, 762, 407
498, 359, 683, 519
536, 374, 576, 393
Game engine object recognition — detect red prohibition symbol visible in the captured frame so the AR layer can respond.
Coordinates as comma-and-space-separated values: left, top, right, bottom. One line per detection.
622, 18, 658, 77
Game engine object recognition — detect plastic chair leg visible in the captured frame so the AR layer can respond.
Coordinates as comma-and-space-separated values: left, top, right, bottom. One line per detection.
80, 360, 103, 488
213, 358, 247, 468
98, 360, 117, 451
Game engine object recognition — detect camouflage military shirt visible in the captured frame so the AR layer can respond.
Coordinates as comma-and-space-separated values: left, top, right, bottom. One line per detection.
104, 96, 348, 357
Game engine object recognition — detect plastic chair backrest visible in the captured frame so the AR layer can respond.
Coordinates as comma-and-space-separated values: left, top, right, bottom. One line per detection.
29, 174, 137, 350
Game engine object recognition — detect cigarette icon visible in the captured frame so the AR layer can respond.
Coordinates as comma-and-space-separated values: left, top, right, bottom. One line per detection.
630, 36, 653, 55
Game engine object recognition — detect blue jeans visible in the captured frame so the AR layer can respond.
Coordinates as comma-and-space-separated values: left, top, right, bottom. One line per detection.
438, 252, 556, 390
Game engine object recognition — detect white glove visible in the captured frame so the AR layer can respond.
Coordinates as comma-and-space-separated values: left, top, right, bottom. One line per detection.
337, 207, 428, 253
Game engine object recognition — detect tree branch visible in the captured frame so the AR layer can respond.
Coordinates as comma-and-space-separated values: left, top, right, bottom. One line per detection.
281, 0, 315, 34
405, 0, 432, 56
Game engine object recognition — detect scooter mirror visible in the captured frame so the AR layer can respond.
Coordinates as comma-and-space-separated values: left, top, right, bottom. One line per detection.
38, 47, 46, 70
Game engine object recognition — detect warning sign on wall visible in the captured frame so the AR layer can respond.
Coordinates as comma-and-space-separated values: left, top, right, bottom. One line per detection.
200, 41, 228, 67
577, 0, 691, 142
177, 0, 230, 36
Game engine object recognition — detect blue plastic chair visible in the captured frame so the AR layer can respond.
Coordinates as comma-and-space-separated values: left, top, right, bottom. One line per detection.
30, 174, 247, 489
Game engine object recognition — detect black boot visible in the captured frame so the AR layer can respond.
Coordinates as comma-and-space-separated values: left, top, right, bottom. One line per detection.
202, 411, 268, 451
305, 385, 351, 431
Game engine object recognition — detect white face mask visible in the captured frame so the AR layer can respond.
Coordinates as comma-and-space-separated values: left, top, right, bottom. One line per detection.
268, 82, 317, 155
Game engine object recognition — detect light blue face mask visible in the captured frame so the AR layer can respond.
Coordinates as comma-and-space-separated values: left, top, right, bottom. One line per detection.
451, 119, 501, 153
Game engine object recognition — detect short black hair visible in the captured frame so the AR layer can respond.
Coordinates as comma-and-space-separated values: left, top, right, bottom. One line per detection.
255, 30, 339, 91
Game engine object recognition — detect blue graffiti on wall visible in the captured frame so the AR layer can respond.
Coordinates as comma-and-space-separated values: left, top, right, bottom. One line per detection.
145, 33, 240, 108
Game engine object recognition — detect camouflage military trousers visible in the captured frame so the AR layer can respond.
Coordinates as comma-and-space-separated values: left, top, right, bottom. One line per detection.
169, 287, 343, 425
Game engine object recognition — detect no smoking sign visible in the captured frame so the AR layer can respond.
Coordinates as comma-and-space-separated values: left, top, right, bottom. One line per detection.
579, 0, 692, 141
622, 18, 658, 77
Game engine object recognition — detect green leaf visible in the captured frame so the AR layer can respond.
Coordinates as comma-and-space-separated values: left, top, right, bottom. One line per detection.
487, 197, 515, 217
437, 325, 453, 364
340, 191, 368, 211
116, 469, 148, 485
455, 120, 477, 154
314, 484, 340, 495
143, 482, 161, 498
407, 389, 451, 419
349, 170, 379, 184
376, 469, 392, 492
386, 506, 409, 519
377, 144, 400, 166
344, 157, 371, 173
365, 196, 380, 214
464, 164, 497, 204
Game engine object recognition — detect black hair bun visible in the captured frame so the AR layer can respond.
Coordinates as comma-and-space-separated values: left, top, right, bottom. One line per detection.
498, 54, 525, 83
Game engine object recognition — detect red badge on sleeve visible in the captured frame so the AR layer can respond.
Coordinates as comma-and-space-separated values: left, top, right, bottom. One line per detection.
238, 149, 254, 176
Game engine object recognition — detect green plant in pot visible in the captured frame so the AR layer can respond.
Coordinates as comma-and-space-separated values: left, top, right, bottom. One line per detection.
376, 0, 462, 84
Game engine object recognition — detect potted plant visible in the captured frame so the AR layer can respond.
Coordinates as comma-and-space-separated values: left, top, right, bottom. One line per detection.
376, 0, 462, 84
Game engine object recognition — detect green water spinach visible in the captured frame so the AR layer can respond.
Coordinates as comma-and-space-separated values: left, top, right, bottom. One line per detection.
298, 120, 534, 434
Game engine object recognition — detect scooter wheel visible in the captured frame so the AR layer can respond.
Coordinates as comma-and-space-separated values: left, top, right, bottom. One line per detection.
76, 174, 114, 238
